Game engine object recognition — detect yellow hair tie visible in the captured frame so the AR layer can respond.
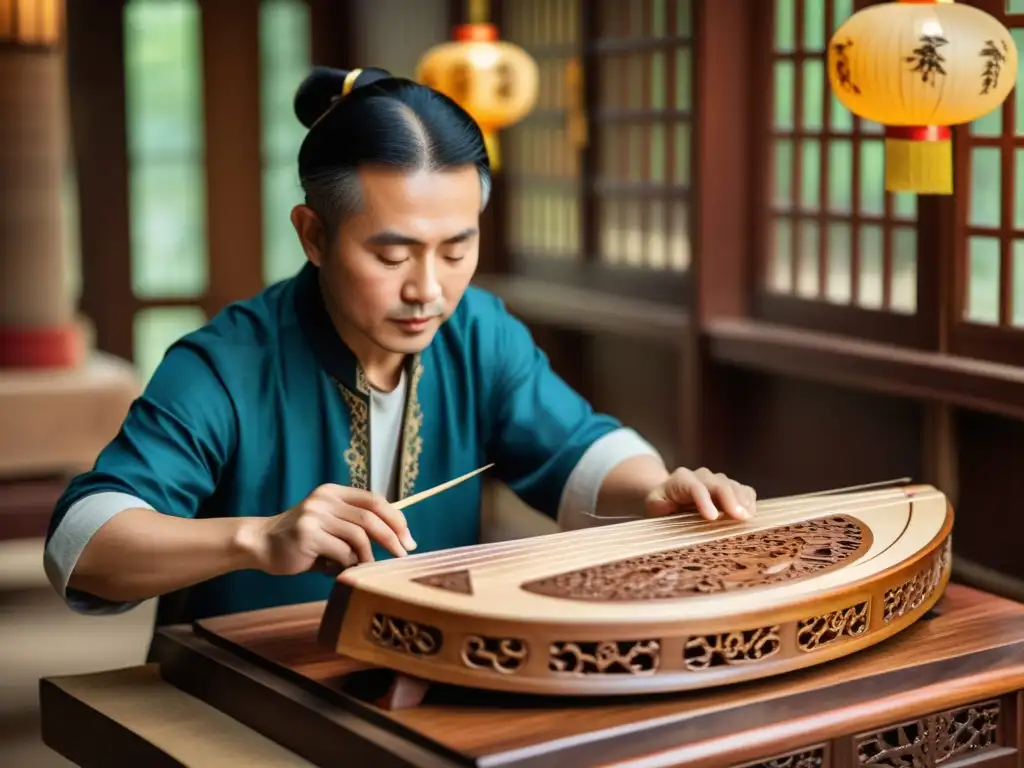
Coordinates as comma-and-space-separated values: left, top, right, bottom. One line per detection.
342, 69, 363, 98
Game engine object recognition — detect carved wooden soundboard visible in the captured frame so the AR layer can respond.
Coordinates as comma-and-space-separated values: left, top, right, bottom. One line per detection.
318, 484, 953, 695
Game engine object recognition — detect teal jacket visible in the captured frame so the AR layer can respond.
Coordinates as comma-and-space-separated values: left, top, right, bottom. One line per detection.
46, 262, 623, 625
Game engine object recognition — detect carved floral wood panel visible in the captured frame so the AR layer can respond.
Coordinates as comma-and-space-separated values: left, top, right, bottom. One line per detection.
735, 745, 827, 768
734, 697, 1006, 768
854, 699, 1001, 767
520, 515, 870, 601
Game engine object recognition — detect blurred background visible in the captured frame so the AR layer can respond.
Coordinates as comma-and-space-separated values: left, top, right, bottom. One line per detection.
0, 0, 1020, 763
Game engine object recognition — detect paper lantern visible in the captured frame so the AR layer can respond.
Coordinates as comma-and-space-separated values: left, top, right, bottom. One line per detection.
827, 0, 1017, 194
0, 0, 62, 45
415, 23, 538, 172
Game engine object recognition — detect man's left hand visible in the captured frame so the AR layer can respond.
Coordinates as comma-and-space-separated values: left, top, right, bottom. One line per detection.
645, 467, 756, 521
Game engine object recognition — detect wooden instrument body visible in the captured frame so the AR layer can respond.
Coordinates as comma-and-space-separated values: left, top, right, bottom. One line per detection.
318, 484, 953, 696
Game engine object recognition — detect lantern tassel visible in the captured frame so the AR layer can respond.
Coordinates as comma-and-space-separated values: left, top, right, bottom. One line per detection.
483, 129, 501, 173
883, 125, 952, 195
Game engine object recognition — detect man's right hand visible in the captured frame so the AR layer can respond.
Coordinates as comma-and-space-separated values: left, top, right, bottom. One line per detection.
244, 485, 417, 575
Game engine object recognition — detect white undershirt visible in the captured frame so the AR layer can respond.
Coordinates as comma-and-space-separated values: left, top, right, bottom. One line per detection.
368, 370, 407, 501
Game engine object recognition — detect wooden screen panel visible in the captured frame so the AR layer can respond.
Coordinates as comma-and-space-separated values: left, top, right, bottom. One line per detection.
764, 0, 918, 315
124, 0, 208, 381
504, 0, 581, 261
593, 0, 690, 272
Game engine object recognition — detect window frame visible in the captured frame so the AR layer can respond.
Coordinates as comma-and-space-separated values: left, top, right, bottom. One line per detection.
947, 0, 1024, 366
70, 0, 352, 372
750, 0, 945, 350
499, 0, 695, 307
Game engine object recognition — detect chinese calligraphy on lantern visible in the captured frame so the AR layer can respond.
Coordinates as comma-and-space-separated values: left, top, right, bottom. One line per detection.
906, 34, 948, 84
980, 39, 1009, 95
831, 38, 861, 95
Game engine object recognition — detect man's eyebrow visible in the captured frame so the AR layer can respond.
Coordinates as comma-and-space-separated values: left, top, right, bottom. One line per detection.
363, 228, 478, 247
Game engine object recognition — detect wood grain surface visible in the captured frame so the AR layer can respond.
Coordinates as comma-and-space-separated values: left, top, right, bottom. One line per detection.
40, 665, 315, 768
152, 583, 1024, 767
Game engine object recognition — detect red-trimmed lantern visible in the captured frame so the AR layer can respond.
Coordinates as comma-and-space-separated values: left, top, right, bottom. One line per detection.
827, 0, 1017, 194
415, 22, 538, 172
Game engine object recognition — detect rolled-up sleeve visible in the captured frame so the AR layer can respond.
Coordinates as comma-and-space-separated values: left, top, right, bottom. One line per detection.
44, 341, 237, 614
555, 428, 662, 530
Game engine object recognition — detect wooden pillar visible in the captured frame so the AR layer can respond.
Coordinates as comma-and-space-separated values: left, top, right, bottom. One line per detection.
201, 0, 264, 311
681, 0, 757, 469
0, 0, 83, 368
0, 1, 140, 539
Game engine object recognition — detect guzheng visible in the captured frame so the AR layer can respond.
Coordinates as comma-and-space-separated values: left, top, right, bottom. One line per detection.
318, 482, 953, 696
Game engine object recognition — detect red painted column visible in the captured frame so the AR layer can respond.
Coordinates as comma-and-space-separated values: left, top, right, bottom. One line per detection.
0, 1, 84, 368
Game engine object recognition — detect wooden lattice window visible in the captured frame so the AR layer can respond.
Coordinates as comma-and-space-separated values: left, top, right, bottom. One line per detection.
260, 0, 311, 286
123, 0, 208, 381
952, 0, 1024, 364
122, 0, 314, 381
759, 0, 925, 343
502, 0, 691, 302
504, 0, 582, 264
593, 0, 691, 274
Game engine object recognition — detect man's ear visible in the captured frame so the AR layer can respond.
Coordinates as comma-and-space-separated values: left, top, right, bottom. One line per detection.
290, 205, 327, 267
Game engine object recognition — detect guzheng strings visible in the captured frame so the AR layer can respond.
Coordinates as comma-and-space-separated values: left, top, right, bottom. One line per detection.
351, 481, 936, 582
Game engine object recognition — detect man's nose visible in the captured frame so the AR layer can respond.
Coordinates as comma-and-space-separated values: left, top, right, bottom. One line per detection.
405, 258, 442, 304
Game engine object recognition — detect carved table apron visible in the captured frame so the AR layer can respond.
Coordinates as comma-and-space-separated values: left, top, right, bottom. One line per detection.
146, 583, 1024, 768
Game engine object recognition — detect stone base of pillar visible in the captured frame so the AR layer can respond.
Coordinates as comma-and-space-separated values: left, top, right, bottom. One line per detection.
0, 320, 87, 369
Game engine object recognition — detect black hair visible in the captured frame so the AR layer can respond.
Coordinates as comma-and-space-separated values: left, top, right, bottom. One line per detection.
293, 66, 492, 234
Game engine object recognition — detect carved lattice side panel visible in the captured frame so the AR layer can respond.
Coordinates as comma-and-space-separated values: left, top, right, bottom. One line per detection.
549, 639, 661, 675
367, 613, 443, 657
854, 699, 1001, 766
883, 537, 950, 623
797, 601, 869, 651
684, 626, 782, 670
461, 635, 528, 674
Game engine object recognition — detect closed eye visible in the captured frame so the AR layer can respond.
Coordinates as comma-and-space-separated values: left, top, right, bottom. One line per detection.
375, 252, 408, 267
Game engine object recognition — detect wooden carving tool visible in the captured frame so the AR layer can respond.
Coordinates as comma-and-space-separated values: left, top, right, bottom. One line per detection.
393, 463, 494, 510
311, 464, 495, 576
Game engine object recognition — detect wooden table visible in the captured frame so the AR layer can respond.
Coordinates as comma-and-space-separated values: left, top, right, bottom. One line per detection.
41, 583, 1024, 768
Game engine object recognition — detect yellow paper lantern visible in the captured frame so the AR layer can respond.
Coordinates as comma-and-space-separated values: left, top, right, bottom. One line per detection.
415, 22, 538, 172
827, 0, 1017, 194
0, 0, 63, 45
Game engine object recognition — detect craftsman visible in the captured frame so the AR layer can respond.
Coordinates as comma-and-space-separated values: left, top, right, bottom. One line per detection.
43, 66, 758, 629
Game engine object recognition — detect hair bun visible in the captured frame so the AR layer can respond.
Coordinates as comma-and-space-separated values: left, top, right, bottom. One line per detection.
294, 66, 393, 128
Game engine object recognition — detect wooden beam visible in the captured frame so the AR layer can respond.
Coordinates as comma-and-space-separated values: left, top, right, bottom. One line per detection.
684, 0, 758, 469
474, 275, 688, 342
200, 0, 264, 310
66, 0, 134, 361
707, 317, 1024, 423
309, 0, 359, 68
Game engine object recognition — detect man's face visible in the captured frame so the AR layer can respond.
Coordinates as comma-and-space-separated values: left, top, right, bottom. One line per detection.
295, 165, 482, 356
